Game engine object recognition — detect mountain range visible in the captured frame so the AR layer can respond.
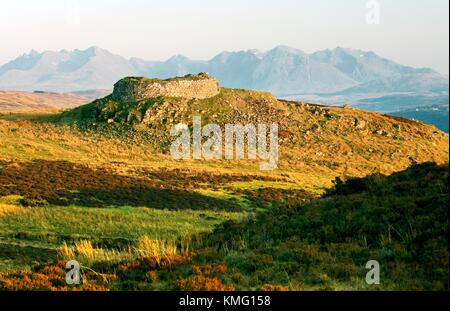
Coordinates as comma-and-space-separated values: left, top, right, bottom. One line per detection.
0, 46, 448, 96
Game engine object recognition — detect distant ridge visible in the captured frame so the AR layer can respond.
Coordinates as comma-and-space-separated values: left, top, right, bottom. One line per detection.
0, 91, 88, 113
0, 46, 447, 96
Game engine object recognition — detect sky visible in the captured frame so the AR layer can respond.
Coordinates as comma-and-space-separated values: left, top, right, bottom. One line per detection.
0, 0, 449, 74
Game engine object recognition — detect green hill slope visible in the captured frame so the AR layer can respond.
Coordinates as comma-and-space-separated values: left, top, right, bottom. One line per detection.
192, 162, 449, 290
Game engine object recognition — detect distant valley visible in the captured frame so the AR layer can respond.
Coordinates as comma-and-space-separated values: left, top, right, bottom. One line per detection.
283, 92, 449, 133
392, 104, 449, 133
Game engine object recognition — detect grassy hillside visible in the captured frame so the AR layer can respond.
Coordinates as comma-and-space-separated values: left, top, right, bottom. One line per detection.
191, 162, 449, 290
57, 87, 448, 176
0, 82, 448, 291
0, 91, 88, 113
0, 163, 447, 290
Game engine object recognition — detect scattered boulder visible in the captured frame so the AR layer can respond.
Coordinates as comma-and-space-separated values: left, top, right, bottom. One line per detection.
408, 155, 418, 164
354, 118, 366, 129
311, 123, 321, 132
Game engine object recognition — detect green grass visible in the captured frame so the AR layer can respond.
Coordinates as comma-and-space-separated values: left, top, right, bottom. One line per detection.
0, 204, 247, 272
0, 205, 246, 241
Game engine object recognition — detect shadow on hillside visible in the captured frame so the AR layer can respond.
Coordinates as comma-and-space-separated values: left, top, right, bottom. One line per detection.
0, 160, 242, 211
197, 161, 449, 251
135, 166, 282, 189
0, 243, 57, 268
186, 162, 449, 290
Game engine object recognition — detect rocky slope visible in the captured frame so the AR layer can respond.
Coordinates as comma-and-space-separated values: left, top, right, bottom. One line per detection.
59, 73, 449, 176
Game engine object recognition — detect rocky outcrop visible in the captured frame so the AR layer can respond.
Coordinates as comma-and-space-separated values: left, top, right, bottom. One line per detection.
111, 73, 220, 102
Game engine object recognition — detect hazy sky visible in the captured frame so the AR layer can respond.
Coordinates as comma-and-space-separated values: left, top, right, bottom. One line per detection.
1, 0, 448, 74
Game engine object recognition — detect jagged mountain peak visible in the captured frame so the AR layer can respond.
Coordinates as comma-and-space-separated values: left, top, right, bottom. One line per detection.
166, 54, 190, 62
271, 45, 305, 53
0, 45, 447, 95
24, 49, 40, 58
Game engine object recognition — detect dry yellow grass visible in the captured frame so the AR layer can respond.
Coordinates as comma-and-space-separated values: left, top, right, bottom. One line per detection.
0, 204, 22, 216
0, 195, 24, 216
58, 237, 182, 267
0, 119, 296, 183
0, 91, 88, 113
135, 236, 179, 265
73, 240, 96, 262
58, 241, 76, 259
58, 240, 134, 264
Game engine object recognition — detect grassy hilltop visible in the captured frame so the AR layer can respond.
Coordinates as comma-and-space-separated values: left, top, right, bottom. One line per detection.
0, 74, 448, 290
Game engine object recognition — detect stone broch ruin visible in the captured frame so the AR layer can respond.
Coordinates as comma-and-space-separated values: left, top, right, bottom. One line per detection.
111, 73, 220, 102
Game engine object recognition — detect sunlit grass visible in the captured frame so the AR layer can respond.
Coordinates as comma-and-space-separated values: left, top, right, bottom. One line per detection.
0, 205, 246, 245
